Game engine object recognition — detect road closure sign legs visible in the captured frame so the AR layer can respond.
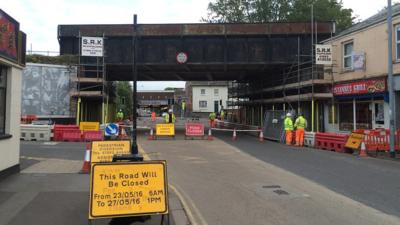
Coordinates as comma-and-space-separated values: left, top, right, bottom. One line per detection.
89, 161, 168, 219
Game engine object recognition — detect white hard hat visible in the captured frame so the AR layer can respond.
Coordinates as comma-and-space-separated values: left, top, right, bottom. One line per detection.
168, 109, 173, 113
286, 113, 291, 117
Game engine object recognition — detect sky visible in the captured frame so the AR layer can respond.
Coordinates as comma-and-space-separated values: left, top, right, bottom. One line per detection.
2, 0, 399, 90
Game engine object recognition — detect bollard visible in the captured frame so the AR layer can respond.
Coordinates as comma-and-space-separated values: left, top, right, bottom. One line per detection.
259, 130, 264, 142
148, 127, 154, 140
232, 128, 237, 141
359, 141, 367, 157
79, 143, 91, 174
208, 129, 213, 141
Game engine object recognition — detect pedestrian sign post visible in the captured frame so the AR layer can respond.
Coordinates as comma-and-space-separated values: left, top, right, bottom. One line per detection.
155, 124, 175, 139
91, 140, 131, 163
105, 123, 119, 136
89, 161, 168, 220
80, 122, 100, 131
185, 123, 205, 139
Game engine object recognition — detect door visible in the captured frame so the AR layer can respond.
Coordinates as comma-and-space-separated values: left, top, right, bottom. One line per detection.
214, 101, 219, 113
372, 101, 385, 129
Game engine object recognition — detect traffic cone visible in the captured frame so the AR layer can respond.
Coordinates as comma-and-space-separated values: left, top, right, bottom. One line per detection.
359, 141, 367, 157
148, 127, 154, 140
208, 129, 213, 141
259, 130, 264, 142
79, 143, 91, 174
232, 128, 237, 141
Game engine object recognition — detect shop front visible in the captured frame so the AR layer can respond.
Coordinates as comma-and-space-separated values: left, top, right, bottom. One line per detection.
0, 9, 25, 179
326, 78, 388, 132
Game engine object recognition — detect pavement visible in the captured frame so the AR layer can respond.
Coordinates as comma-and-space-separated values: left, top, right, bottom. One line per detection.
139, 128, 400, 225
0, 141, 189, 225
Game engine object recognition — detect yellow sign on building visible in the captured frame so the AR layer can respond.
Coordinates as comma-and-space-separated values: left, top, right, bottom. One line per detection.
80, 122, 100, 131
89, 161, 168, 219
91, 140, 130, 163
156, 124, 175, 136
345, 133, 365, 149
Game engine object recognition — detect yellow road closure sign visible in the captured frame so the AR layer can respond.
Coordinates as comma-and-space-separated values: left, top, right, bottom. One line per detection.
156, 124, 175, 136
89, 161, 168, 219
91, 140, 130, 163
345, 133, 365, 149
80, 122, 100, 131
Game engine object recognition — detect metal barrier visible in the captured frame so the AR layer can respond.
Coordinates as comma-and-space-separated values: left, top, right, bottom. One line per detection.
304, 132, 316, 147
20, 124, 52, 141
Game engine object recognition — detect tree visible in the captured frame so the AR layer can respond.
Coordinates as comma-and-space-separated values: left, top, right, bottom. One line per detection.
287, 0, 354, 32
115, 81, 133, 117
202, 0, 293, 23
203, 0, 354, 32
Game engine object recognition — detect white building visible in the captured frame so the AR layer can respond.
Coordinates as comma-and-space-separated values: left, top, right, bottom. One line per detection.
0, 9, 25, 178
187, 81, 228, 113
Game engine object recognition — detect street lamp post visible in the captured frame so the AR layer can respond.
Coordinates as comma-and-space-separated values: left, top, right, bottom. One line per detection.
131, 14, 138, 155
387, 0, 396, 158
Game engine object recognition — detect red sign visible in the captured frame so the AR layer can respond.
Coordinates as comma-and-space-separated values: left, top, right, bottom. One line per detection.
0, 9, 19, 62
176, 52, 188, 64
333, 79, 386, 96
185, 123, 204, 136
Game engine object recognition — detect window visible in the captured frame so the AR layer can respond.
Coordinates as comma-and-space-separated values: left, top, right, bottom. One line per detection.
214, 89, 219, 95
343, 42, 353, 70
200, 89, 206, 95
0, 66, 7, 135
199, 101, 207, 108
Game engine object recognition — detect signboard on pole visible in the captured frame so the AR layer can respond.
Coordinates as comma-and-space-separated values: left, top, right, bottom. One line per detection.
105, 123, 119, 136
156, 124, 175, 136
89, 161, 168, 219
81, 36, 103, 57
91, 140, 131, 163
333, 78, 386, 96
315, 45, 332, 65
176, 52, 188, 64
80, 122, 100, 131
185, 123, 205, 137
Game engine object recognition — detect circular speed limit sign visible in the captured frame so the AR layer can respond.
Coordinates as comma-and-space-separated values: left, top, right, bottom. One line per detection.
176, 52, 188, 64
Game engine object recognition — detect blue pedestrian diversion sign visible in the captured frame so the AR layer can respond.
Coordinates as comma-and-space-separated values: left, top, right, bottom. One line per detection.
105, 123, 119, 136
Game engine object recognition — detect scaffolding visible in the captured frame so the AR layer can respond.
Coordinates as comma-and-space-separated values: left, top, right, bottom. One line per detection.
74, 33, 107, 124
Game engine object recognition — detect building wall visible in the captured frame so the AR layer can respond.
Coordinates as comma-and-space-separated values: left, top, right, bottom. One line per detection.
0, 62, 22, 173
325, 16, 400, 82
192, 86, 227, 113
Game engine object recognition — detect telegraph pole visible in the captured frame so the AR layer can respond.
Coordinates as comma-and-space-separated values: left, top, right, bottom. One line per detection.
387, 0, 396, 158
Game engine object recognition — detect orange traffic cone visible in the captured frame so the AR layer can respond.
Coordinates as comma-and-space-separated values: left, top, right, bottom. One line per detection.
208, 129, 213, 141
359, 141, 367, 157
259, 130, 264, 142
232, 128, 237, 141
148, 127, 154, 140
79, 143, 91, 174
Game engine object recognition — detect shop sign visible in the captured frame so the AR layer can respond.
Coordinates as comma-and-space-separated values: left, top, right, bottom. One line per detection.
185, 123, 204, 136
91, 140, 131, 163
89, 161, 168, 219
315, 45, 332, 65
0, 9, 19, 63
156, 124, 175, 136
333, 79, 386, 96
81, 36, 103, 57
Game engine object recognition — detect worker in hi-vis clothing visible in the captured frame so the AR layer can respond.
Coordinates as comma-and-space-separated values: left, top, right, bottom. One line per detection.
294, 113, 308, 147
164, 109, 176, 124
220, 109, 225, 121
284, 113, 294, 145
209, 111, 216, 128
116, 109, 124, 122
181, 100, 186, 119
